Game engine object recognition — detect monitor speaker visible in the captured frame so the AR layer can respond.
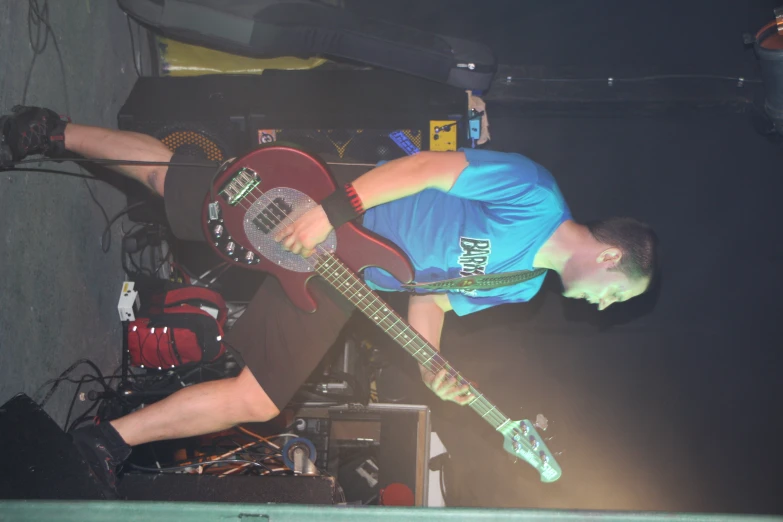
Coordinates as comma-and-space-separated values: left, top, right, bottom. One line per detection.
0, 394, 108, 500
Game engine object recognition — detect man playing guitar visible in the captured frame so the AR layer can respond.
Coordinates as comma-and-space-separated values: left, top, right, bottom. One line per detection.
1, 106, 657, 492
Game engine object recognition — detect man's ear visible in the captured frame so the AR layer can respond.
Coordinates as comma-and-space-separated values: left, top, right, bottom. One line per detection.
596, 247, 622, 268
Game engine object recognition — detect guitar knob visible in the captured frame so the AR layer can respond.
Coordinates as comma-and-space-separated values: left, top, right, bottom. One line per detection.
226, 241, 236, 255
529, 436, 538, 449
245, 251, 255, 263
213, 224, 224, 238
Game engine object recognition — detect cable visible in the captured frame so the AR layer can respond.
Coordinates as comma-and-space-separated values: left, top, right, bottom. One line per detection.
22, 1, 48, 106
2, 159, 220, 253
63, 374, 94, 431
271, 433, 299, 440
18, 0, 131, 258
236, 426, 282, 451
102, 201, 146, 253
81, 179, 111, 252
128, 459, 269, 473
126, 15, 142, 77
124, 250, 148, 277
31, 358, 126, 431
22, 0, 71, 113
59, 373, 132, 386
174, 262, 228, 288
2, 167, 95, 179
205, 263, 232, 286
11, 157, 220, 168
440, 458, 448, 505
64, 371, 137, 432
34, 359, 111, 408
190, 262, 229, 288
500, 73, 761, 84
152, 239, 173, 276
68, 401, 100, 433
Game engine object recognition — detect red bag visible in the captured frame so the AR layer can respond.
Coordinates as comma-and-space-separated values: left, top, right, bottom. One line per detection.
127, 286, 228, 369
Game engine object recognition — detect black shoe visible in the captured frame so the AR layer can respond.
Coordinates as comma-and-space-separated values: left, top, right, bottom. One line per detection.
0, 105, 67, 167
70, 421, 132, 499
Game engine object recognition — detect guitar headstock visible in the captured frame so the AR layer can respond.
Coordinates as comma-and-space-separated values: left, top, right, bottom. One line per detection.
500, 419, 562, 483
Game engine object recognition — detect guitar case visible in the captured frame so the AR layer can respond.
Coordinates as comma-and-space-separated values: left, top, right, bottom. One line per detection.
117, 0, 496, 92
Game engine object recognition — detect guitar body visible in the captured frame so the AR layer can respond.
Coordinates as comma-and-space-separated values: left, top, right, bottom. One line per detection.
201, 145, 414, 312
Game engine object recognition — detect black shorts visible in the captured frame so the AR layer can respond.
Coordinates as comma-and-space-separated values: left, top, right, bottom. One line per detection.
163, 153, 372, 409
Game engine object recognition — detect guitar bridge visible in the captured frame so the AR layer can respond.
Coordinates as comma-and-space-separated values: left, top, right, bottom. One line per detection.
220, 167, 260, 206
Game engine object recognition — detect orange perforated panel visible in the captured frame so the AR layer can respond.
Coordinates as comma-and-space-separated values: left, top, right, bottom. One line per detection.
161, 131, 225, 162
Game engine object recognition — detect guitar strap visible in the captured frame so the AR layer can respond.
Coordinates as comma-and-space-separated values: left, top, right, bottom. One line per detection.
402, 268, 547, 291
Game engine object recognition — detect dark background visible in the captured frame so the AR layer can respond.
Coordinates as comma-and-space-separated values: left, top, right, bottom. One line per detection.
1, 0, 781, 515
347, 0, 783, 515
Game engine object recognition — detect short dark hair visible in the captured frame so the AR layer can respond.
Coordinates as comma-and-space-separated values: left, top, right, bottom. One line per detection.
587, 217, 659, 287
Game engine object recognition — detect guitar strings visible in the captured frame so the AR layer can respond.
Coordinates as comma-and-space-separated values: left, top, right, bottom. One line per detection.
226, 175, 514, 430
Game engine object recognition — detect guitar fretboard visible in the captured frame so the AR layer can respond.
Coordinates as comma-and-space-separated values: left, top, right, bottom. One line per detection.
315, 254, 512, 432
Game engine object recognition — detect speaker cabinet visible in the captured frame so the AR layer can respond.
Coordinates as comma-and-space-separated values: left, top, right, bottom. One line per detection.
0, 394, 108, 500
117, 69, 468, 164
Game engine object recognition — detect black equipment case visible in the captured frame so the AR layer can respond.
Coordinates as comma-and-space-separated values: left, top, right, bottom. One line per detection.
117, 0, 496, 92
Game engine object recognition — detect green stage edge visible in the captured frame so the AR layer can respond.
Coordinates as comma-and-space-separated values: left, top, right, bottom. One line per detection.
0, 501, 781, 522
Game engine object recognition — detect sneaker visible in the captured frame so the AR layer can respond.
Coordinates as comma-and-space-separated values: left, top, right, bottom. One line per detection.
0, 105, 67, 167
70, 421, 132, 499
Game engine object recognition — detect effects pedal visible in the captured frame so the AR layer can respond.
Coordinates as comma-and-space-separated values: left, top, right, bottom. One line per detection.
429, 120, 458, 151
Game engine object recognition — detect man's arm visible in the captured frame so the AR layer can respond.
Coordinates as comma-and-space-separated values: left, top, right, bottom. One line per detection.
276, 152, 468, 256
408, 294, 474, 405
350, 151, 468, 210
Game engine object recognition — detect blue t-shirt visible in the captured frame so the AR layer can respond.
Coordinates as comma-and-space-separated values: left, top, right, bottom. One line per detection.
361, 148, 572, 316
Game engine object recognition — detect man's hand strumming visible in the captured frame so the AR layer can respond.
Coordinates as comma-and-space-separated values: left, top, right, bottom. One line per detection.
274, 205, 333, 258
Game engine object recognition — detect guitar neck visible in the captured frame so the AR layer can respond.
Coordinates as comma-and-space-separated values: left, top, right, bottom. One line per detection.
315, 254, 513, 432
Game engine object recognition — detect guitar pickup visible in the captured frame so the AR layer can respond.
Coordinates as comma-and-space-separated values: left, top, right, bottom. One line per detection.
220, 167, 260, 206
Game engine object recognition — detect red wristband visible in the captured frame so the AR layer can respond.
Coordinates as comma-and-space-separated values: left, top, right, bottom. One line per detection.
321, 183, 365, 228
345, 183, 365, 214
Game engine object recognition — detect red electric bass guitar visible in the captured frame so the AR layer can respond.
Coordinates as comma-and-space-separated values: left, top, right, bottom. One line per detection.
202, 146, 561, 482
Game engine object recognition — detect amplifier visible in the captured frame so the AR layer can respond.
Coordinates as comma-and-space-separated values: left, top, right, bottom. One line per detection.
118, 69, 469, 163
290, 403, 431, 506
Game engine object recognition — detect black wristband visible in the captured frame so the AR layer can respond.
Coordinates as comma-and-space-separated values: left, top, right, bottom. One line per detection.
321, 183, 364, 228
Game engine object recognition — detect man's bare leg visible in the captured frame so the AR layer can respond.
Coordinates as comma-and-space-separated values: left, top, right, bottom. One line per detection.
110, 367, 280, 446
64, 123, 173, 195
